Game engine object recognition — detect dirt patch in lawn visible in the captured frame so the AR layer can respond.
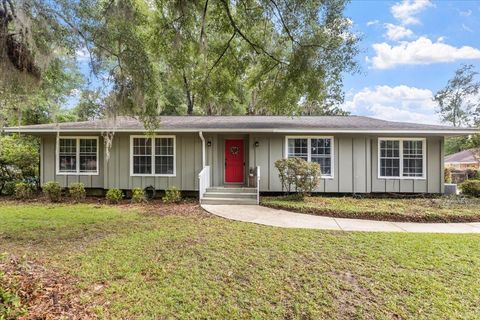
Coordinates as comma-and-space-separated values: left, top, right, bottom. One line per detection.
1, 255, 95, 320
118, 200, 208, 217
262, 196, 480, 223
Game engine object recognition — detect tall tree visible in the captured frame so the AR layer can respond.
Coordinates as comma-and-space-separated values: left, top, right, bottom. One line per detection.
61, 0, 359, 117
73, 89, 104, 121
0, 0, 83, 128
2, 0, 358, 123
434, 64, 480, 127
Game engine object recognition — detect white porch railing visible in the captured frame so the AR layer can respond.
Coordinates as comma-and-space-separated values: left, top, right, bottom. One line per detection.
255, 166, 260, 204
198, 165, 211, 201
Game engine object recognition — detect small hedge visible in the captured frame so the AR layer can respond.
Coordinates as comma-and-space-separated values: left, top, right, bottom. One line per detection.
2, 181, 18, 196
163, 186, 181, 204
14, 182, 35, 200
131, 188, 146, 203
106, 188, 123, 204
69, 182, 86, 202
43, 181, 62, 202
444, 167, 452, 183
461, 180, 480, 197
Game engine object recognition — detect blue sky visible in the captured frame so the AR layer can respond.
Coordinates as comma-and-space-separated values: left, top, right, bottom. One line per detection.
342, 0, 480, 124
73, 0, 480, 125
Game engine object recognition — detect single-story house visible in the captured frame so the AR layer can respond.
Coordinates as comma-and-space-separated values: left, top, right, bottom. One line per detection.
4, 116, 477, 204
445, 149, 479, 170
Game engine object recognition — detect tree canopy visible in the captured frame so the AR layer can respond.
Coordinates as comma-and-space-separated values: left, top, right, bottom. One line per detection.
435, 64, 480, 155
0, 0, 83, 127
1, 0, 359, 124
434, 64, 480, 128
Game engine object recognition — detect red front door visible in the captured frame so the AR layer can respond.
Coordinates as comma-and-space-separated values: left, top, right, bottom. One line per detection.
225, 139, 244, 183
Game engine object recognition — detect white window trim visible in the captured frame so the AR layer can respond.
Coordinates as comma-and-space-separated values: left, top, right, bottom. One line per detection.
284, 136, 334, 179
129, 135, 176, 177
378, 137, 426, 180
56, 136, 99, 176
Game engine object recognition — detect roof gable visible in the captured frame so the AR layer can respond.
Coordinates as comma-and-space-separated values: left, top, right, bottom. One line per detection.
445, 149, 479, 164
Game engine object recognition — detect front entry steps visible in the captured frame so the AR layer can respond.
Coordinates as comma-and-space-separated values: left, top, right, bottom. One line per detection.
201, 187, 258, 205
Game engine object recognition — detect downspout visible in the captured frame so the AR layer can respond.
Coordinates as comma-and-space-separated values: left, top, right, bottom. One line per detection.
199, 131, 206, 168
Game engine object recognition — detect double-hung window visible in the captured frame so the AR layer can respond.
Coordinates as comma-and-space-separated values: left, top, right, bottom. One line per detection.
286, 136, 334, 178
57, 137, 98, 175
378, 138, 425, 179
131, 136, 175, 176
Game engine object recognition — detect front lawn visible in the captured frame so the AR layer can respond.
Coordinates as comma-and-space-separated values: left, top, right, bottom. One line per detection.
261, 195, 480, 222
1, 201, 480, 319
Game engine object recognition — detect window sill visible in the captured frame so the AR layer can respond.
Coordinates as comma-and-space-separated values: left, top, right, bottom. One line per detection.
378, 176, 426, 180
130, 174, 176, 177
56, 172, 99, 176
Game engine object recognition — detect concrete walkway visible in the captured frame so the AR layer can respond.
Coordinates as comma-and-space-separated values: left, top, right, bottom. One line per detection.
201, 205, 480, 233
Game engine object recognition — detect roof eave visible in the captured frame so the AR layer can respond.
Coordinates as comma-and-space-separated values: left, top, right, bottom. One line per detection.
3, 127, 479, 135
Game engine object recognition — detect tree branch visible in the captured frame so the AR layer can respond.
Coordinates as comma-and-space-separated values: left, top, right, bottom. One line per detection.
205, 31, 236, 81
269, 0, 296, 45
199, 0, 209, 49
220, 0, 287, 65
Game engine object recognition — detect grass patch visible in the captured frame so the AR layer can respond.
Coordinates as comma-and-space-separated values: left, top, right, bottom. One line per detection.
261, 195, 480, 222
1, 202, 480, 318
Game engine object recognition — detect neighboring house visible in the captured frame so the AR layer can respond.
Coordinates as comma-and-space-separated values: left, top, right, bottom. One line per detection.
5, 116, 477, 204
445, 149, 480, 170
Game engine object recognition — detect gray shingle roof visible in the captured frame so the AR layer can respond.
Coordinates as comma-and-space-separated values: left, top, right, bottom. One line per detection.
445, 149, 479, 164
4, 115, 478, 134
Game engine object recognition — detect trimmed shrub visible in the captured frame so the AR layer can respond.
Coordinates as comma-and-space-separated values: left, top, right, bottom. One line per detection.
69, 182, 86, 202
43, 181, 62, 202
444, 167, 452, 184
2, 181, 18, 196
163, 186, 181, 204
461, 180, 480, 197
14, 182, 35, 200
131, 188, 146, 203
466, 169, 478, 180
106, 188, 123, 204
274, 157, 321, 197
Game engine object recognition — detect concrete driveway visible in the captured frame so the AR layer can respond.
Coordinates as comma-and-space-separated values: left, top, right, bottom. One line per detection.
202, 205, 480, 233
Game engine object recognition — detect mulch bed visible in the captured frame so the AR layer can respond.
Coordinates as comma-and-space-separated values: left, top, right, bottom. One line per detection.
119, 200, 208, 217
261, 202, 480, 223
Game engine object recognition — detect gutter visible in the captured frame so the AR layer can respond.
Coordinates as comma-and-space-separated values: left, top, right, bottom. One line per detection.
199, 131, 206, 168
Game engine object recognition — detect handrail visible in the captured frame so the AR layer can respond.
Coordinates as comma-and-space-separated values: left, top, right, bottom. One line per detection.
256, 166, 260, 204
198, 165, 211, 201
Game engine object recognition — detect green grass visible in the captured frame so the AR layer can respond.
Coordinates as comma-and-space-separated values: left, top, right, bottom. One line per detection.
261, 195, 480, 222
1, 202, 480, 319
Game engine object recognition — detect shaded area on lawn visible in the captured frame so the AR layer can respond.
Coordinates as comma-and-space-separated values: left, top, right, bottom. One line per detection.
1, 202, 480, 319
261, 195, 480, 222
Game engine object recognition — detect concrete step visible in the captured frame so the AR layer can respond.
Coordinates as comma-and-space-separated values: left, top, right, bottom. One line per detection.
206, 187, 257, 193
201, 197, 258, 205
203, 192, 257, 199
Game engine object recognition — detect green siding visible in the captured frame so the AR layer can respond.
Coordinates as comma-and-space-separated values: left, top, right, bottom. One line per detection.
39, 132, 445, 193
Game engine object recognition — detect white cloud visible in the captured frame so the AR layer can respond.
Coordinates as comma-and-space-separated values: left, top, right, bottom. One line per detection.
384, 23, 414, 40
343, 85, 441, 124
366, 20, 379, 26
391, 0, 433, 25
459, 9, 472, 17
368, 36, 480, 69
462, 23, 473, 32
75, 48, 90, 62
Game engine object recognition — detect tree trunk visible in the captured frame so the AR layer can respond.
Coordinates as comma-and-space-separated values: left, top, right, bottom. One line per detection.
183, 73, 194, 115
248, 89, 257, 115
